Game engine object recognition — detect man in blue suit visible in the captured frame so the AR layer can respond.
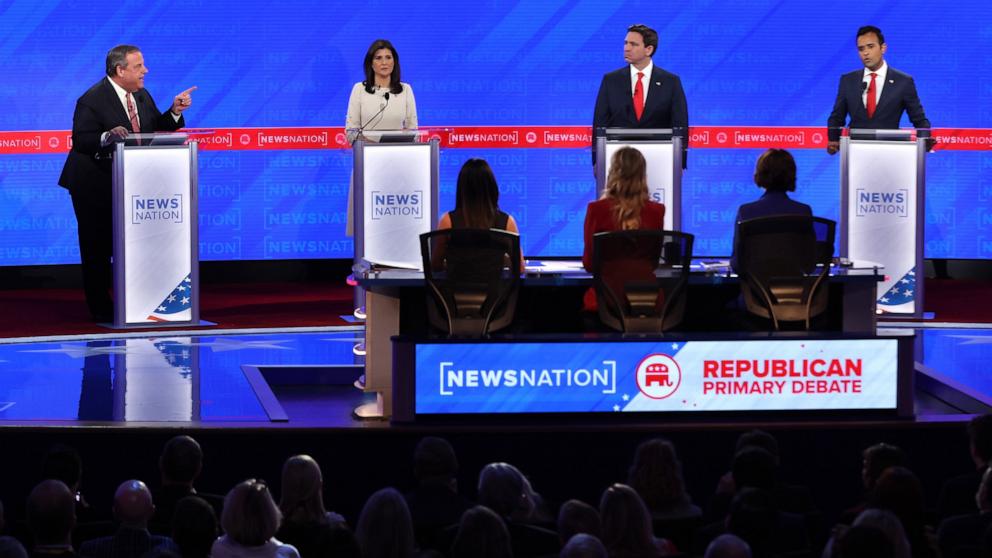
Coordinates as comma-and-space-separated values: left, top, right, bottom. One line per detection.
59, 45, 195, 321
826, 25, 931, 155
592, 24, 688, 168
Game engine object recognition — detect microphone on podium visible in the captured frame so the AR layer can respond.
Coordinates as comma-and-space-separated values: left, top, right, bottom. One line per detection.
356, 92, 390, 139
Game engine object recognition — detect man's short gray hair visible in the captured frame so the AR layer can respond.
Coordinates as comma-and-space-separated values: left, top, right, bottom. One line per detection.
106, 45, 140, 77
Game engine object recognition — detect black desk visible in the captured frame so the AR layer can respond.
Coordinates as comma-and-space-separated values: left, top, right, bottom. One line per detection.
354, 259, 883, 418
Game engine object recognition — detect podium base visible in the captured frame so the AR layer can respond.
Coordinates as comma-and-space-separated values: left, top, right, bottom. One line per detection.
99, 319, 217, 330
353, 399, 386, 420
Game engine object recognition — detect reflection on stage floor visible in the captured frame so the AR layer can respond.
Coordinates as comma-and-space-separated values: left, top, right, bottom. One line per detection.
0, 324, 989, 427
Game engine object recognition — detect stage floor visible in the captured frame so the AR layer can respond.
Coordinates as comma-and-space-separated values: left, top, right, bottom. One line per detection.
1, 324, 990, 428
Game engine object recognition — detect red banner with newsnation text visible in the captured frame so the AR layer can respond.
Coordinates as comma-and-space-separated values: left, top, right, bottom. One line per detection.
1, 126, 989, 154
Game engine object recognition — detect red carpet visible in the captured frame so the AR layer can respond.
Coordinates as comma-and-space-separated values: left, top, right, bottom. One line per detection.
0, 282, 355, 338
3, 278, 989, 339
921, 278, 992, 323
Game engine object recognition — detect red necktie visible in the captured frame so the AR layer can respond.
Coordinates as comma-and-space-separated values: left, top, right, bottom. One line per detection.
126, 92, 141, 144
633, 71, 644, 120
866, 72, 877, 119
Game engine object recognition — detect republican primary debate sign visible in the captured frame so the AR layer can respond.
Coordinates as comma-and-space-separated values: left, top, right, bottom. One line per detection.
414, 339, 899, 415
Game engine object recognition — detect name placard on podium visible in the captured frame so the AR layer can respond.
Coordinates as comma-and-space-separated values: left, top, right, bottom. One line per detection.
840, 129, 926, 316
595, 128, 683, 230
112, 134, 200, 328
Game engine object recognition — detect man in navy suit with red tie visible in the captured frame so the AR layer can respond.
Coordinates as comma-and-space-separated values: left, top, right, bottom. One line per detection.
826, 25, 931, 155
59, 45, 196, 321
592, 24, 688, 168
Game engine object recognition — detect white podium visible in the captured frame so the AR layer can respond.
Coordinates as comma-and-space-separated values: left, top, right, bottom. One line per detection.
840, 129, 927, 316
112, 133, 202, 328
353, 131, 439, 269
352, 130, 439, 419
594, 128, 683, 230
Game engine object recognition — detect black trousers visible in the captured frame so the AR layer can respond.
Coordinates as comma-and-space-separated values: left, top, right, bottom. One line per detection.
70, 187, 113, 317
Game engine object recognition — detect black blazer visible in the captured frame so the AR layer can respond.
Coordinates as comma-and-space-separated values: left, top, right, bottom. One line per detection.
592, 64, 688, 166
827, 66, 930, 141
59, 77, 184, 194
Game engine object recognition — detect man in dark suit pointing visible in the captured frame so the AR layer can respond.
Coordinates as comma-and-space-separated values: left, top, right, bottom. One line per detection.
592, 24, 688, 168
59, 45, 196, 321
826, 25, 930, 155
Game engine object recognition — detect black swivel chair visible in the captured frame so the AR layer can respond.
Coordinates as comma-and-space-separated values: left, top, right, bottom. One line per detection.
419, 228, 521, 337
736, 215, 836, 330
591, 229, 694, 333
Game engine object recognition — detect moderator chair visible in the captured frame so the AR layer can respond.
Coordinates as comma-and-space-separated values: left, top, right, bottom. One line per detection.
419, 228, 521, 337
736, 215, 836, 330
591, 229, 694, 333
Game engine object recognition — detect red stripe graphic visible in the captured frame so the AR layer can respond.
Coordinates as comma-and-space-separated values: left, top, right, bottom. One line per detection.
0, 126, 989, 154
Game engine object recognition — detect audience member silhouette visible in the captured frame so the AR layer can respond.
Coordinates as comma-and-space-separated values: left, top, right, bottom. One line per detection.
938, 465, 992, 558
275, 455, 346, 558
404, 437, 472, 551
725, 487, 808, 558
710, 432, 815, 524
0, 499, 27, 558
78, 480, 176, 558
627, 438, 701, 520
599, 483, 677, 557
169, 496, 216, 558
841, 443, 908, 524
940, 414, 992, 520
824, 508, 911, 558
151, 436, 223, 534
355, 488, 416, 558
477, 463, 559, 557
704, 533, 752, 558
557, 500, 601, 546
832, 525, 896, 558
211, 479, 299, 558
870, 467, 938, 558
560, 533, 608, 558
41, 446, 97, 529
450, 505, 513, 558
26, 480, 77, 558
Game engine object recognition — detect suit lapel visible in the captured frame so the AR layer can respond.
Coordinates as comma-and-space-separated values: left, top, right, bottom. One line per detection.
640, 66, 666, 122
613, 70, 635, 121
100, 79, 132, 129
849, 73, 869, 120
875, 72, 897, 117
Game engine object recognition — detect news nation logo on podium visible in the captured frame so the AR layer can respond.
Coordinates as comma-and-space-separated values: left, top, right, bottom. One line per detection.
635, 353, 682, 399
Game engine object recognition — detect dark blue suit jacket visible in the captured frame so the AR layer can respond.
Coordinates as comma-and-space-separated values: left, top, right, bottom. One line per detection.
59, 78, 184, 195
592, 64, 688, 166
729, 191, 812, 271
827, 66, 930, 141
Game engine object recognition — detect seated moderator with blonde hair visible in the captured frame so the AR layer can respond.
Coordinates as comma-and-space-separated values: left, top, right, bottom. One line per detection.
581, 146, 665, 271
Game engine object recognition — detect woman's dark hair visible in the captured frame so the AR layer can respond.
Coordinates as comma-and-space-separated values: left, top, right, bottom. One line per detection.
753, 148, 797, 192
455, 159, 501, 229
363, 39, 404, 95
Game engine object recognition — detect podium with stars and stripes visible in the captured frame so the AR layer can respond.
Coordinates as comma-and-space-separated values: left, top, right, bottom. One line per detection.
840, 128, 927, 316
111, 134, 205, 328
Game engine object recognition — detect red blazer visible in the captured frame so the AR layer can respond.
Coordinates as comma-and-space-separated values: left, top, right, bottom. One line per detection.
582, 198, 666, 270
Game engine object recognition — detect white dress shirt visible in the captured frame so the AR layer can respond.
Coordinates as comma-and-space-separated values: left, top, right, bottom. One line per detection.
862, 61, 888, 109
629, 60, 654, 104
101, 77, 180, 145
